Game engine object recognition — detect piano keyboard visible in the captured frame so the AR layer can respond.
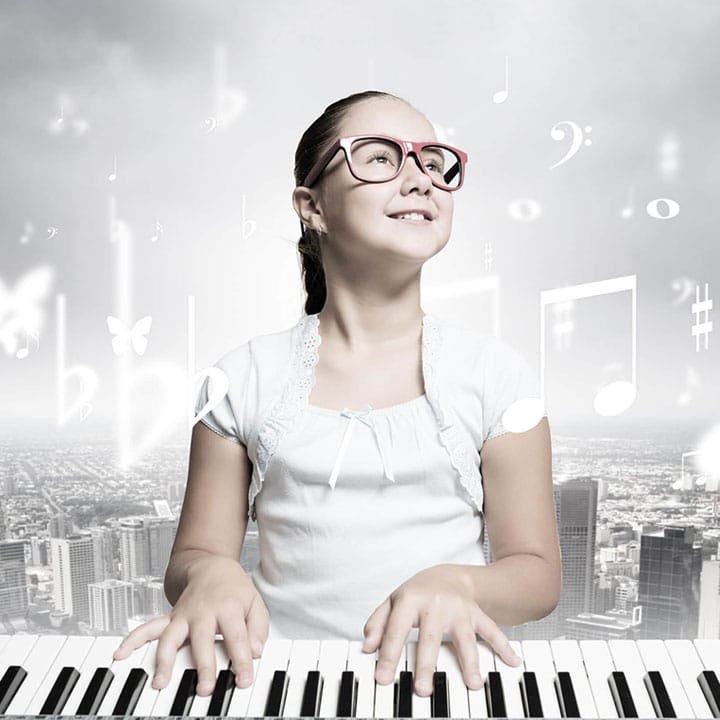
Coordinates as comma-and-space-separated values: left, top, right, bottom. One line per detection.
0, 634, 719, 718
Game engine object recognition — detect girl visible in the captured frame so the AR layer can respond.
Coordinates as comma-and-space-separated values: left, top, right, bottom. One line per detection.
113, 90, 561, 701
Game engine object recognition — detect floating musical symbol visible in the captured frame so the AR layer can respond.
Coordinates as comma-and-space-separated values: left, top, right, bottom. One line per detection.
484, 242, 493, 272
677, 366, 700, 405
541, 275, 637, 417
550, 121, 592, 170
15, 329, 39, 359
691, 283, 712, 352
671, 276, 695, 306
241, 195, 256, 240
150, 220, 163, 243
0, 265, 54, 357
203, 116, 217, 134
107, 315, 152, 356
108, 155, 118, 182
19, 221, 34, 244
492, 55, 509, 104
659, 132, 679, 180
211, 43, 247, 131
47, 226, 58, 240
507, 198, 542, 222
646, 198, 680, 219
620, 185, 635, 219
48, 93, 90, 137
79, 402, 93, 421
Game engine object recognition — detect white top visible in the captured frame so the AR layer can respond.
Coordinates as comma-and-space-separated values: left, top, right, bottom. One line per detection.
195, 311, 542, 639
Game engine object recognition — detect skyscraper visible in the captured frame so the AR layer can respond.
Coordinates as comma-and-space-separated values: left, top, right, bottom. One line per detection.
638, 526, 702, 639
0, 540, 28, 618
89, 579, 134, 633
51, 534, 96, 622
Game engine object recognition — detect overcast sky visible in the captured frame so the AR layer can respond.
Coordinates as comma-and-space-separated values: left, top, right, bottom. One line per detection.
0, 0, 718, 451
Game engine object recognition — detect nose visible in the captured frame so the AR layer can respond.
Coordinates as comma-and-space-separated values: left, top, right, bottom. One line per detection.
400, 150, 433, 193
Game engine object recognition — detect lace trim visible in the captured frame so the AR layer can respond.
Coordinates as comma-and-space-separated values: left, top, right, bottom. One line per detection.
249, 312, 484, 519
422, 315, 485, 514
249, 313, 320, 520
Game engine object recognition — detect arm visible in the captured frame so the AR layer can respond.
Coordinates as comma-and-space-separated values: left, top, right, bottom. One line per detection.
463, 416, 561, 625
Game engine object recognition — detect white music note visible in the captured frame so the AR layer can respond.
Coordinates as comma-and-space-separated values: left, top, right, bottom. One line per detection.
540, 275, 637, 417
211, 44, 246, 131
492, 55, 509, 104
620, 185, 635, 219
242, 195, 256, 240
108, 154, 117, 182
150, 220, 163, 243
15, 329, 39, 359
19, 221, 34, 245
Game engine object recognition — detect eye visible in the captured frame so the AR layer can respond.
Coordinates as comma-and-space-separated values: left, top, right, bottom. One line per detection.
367, 151, 396, 165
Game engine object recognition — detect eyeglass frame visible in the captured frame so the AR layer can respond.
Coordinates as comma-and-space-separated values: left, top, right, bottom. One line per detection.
300, 133, 468, 191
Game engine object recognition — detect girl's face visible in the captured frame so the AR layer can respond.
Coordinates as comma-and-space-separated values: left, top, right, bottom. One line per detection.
313, 97, 455, 270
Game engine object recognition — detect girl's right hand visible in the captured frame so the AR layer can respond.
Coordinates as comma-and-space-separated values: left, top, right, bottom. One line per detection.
112, 556, 269, 696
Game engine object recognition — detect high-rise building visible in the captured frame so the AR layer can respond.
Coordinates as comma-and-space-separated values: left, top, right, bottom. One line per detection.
698, 556, 719, 639
49, 512, 71, 539
89, 526, 116, 581
511, 477, 598, 640
0, 540, 28, 617
51, 534, 96, 622
119, 517, 177, 582
88, 579, 134, 633
638, 526, 702, 639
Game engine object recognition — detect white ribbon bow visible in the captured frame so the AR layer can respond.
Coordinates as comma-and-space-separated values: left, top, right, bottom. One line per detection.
328, 405, 395, 489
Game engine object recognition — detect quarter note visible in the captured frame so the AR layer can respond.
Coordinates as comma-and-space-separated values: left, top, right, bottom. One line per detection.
492, 55, 509, 103
108, 154, 117, 182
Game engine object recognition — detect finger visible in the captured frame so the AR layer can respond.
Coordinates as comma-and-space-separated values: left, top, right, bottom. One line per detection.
362, 598, 391, 653
188, 617, 219, 696
413, 613, 444, 697
474, 611, 521, 668
217, 614, 254, 689
153, 618, 189, 689
113, 616, 171, 660
245, 595, 270, 659
449, 620, 483, 690
374, 600, 413, 686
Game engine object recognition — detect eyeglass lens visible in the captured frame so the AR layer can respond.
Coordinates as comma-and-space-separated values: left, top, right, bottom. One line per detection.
348, 137, 462, 189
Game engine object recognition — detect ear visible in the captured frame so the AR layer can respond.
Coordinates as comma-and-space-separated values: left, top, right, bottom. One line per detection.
292, 186, 325, 233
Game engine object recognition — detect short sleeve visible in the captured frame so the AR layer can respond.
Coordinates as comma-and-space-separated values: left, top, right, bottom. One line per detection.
479, 336, 541, 443
194, 344, 251, 445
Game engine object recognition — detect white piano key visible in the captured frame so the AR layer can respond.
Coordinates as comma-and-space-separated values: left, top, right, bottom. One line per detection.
468, 639, 493, 718
187, 638, 231, 717
550, 639, 599, 718
0, 633, 38, 672
130, 639, 161, 715
665, 639, 715, 719
0, 635, 9, 658
436, 642, 470, 719
224, 652, 262, 718
521, 640, 562, 719
62, 635, 122, 714
494, 640, 524, 718
97, 639, 153, 715
579, 640, 619, 718
245, 637, 292, 717
23, 635, 94, 715
406, 640, 432, 719
145, 641, 196, 716
372, 643, 405, 718
608, 639, 655, 719
282, 639, 320, 717
347, 640, 376, 718
695, 640, 720, 674
637, 639, 695, 718
317, 639, 349, 718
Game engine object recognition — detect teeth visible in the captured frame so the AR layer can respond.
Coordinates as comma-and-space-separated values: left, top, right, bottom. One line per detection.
396, 212, 426, 221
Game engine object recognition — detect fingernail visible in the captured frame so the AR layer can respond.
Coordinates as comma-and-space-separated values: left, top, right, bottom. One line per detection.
239, 670, 253, 685
252, 640, 263, 655
416, 679, 431, 694
469, 673, 483, 689
152, 674, 165, 688
198, 680, 213, 694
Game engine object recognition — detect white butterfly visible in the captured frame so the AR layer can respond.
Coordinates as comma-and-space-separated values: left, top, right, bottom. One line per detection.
106, 315, 152, 356
0, 266, 54, 356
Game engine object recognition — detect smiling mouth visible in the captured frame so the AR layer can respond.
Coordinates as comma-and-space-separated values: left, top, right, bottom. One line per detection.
387, 214, 433, 224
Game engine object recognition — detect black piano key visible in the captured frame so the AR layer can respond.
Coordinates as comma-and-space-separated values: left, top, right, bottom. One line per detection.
396, 670, 413, 718
169, 667, 198, 716
431, 671, 449, 718
39, 665, 81, 714
112, 667, 148, 715
608, 670, 638, 718
264, 669, 288, 716
300, 669, 323, 717
485, 671, 507, 718
699, 670, 720, 719
207, 668, 235, 717
336, 670, 357, 717
75, 666, 114, 715
520, 670, 544, 718
644, 670, 676, 718
0, 666, 27, 714
554, 671, 580, 718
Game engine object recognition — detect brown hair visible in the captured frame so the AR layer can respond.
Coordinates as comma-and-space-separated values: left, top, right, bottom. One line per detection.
293, 90, 412, 314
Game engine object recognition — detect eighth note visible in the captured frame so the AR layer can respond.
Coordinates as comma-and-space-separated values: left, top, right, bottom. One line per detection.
16, 330, 39, 359
492, 55, 509, 104
150, 221, 163, 243
108, 154, 118, 182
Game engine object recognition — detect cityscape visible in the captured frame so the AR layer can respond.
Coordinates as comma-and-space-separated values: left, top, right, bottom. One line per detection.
0, 425, 718, 644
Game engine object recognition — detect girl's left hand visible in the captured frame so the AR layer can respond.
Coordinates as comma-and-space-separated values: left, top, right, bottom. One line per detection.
362, 564, 521, 696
